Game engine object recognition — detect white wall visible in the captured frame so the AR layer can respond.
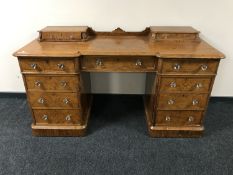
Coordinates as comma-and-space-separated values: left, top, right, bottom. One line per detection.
0, 0, 232, 96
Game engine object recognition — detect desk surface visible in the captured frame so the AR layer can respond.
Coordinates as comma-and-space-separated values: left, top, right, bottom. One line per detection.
14, 26, 224, 59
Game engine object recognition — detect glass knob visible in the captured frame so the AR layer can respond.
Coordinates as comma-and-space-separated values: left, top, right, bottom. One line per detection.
38, 98, 45, 104
173, 63, 181, 70
196, 83, 203, 89
63, 98, 69, 104
96, 58, 103, 66
168, 99, 175, 105
30, 63, 37, 69
192, 99, 199, 105
35, 80, 41, 87
60, 81, 67, 87
188, 116, 194, 123
201, 64, 208, 71
42, 115, 48, 121
57, 63, 65, 70
65, 114, 71, 121
136, 59, 142, 66
170, 82, 176, 88
165, 116, 171, 122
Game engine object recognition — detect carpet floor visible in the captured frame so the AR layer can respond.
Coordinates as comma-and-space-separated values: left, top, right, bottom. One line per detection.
0, 95, 232, 175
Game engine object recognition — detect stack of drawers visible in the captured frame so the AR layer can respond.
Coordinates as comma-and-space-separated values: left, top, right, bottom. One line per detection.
18, 57, 84, 136
153, 58, 220, 137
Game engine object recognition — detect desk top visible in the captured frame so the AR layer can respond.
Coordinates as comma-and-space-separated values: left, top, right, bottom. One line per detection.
13, 26, 225, 59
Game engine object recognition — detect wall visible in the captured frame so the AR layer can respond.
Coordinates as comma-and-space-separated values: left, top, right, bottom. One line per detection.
0, 0, 232, 96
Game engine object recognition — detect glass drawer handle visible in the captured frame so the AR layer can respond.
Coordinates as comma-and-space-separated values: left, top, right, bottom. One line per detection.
65, 115, 71, 121
136, 59, 142, 66
96, 58, 103, 66
38, 98, 45, 104
173, 63, 181, 70
30, 63, 37, 69
165, 116, 171, 122
57, 63, 65, 70
63, 98, 69, 104
195, 83, 203, 89
35, 81, 41, 87
201, 64, 208, 71
192, 99, 199, 105
168, 99, 175, 105
42, 115, 48, 121
170, 82, 176, 88
188, 116, 194, 123
60, 81, 67, 87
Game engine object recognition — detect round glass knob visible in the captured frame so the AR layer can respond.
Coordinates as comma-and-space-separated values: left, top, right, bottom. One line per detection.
42, 115, 48, 121
173, 63, 181, 70
170, 82, 176, 88
168, 99, 175, 105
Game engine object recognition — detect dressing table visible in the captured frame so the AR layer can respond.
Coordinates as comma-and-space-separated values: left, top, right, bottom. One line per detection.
13, 26, 225, 137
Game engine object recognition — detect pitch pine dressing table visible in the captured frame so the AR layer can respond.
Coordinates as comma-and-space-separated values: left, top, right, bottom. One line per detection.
13, 26, 225, 137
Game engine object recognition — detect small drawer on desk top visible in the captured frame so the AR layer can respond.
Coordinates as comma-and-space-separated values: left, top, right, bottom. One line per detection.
159, 77, 212, 93
25, 75, 79, 92
155, 110, 203, 126
33, 109, 82, 125
28, 92, 80, 109
81, 56, 156, 72
157, 93, 208, 110
160, 59, 219, 75
19, 58, 78, 73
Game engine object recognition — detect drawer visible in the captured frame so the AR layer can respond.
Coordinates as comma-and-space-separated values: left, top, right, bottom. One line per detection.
155, 110, 203, 126
33, 109, 82, 125
81, 56, 156, 72
161, 59, 219, 75
157, 93, 208, 110
28, 92, 80, 109
25, 75, 79, 92
159, 77, 212, 93
19, 58, 78, 73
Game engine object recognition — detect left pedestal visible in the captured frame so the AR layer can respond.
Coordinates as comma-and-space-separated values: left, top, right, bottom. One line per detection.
17, 57, 92, 136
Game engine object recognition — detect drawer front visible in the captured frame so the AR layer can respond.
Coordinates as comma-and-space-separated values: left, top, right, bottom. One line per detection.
155, 110, 203, 126
28, 92, 80, 109
161, 59, 219, 75
159, 77, 212, 93
157, 93, 208, 110
19, 58, 77, 73
33, 109, 82, 125
81, 56, 156, 72
25, 75, 79, 92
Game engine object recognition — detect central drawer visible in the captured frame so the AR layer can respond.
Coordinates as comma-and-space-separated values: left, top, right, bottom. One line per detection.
33, 109, 82, 125
157, 93, 209, 110
28, 92, 80, 109
25, 75, 79, 92
81, 56, 156, 72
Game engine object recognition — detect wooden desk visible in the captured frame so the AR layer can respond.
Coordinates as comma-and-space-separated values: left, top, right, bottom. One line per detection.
13, 26, 225, 137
